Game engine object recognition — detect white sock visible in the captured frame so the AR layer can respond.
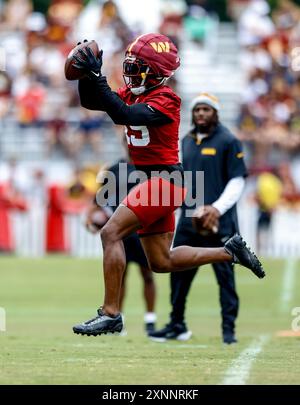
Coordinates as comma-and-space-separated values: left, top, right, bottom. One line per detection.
144, 312, 157, 324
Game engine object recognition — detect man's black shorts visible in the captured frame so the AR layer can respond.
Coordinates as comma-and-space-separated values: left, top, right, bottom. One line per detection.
123, 234, 148, 267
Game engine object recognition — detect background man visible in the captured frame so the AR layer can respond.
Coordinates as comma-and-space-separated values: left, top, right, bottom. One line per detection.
149, 93, 247, 344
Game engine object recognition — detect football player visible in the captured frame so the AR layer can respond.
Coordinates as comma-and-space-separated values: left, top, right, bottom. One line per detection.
85, 154, 157, 336
72, 33, 265, 336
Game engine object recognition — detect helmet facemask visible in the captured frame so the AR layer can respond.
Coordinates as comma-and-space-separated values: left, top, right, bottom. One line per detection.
123, 55, 166, 95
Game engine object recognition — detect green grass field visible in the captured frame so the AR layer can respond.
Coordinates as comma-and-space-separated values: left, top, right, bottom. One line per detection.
0, 256, 299, 385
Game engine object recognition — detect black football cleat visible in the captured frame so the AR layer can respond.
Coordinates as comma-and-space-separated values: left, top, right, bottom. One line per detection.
73, 308, 123, 336
148, 322, 192, 342
224, 234, 265, 279
145, 322, 155, 336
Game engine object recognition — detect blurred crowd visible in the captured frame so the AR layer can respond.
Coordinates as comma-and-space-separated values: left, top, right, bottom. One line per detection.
237, 0, 300, 168
3, 0, 300, 170
0, 0, 135, 161
231, 0, 300, 243
0, 0, 217, 162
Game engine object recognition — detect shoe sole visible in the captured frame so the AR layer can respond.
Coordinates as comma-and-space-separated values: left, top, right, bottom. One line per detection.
149, 336, 167, 343
223, 340, 238, 345
177, 330, 192, 341
73, 329, 122, 336
149, 330, 192, 343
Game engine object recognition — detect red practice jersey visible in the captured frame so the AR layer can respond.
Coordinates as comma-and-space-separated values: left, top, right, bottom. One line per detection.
117, 85, 181, 166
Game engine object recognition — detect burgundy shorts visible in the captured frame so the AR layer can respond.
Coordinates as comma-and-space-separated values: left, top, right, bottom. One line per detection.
122, 176, 187, 235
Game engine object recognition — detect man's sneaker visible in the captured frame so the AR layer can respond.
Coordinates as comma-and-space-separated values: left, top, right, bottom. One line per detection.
73, 308, 123, 336
119, 313, 127, 336
148, 323, 192, 342
145, 322, 155, 335
224, 234, 265, 279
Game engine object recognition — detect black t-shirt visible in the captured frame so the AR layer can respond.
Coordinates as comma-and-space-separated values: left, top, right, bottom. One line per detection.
179, 123, 248, 237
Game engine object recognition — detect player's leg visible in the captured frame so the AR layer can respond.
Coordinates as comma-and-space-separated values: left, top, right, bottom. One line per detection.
138, 209, 264, 278
118, 265, 129, 336
123, 234, 157, 334
138, 265, 157, 334
100, 205, 141, 316
140, 229, 264, 278
119, 265, 128, 312
73, 205, 141, 335
139, 265, 156, 314
126, 176, 232, 272
140, 231, 232, 274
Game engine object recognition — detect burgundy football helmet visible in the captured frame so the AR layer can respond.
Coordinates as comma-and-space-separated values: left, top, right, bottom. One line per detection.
123, 33, 180, 95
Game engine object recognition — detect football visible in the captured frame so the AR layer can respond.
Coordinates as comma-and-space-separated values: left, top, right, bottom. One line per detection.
64, 40, 99, 81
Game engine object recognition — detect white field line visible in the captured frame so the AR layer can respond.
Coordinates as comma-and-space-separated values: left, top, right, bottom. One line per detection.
280, 258, 297, 313
163, 344, 208, 349
221, 335, 269, 385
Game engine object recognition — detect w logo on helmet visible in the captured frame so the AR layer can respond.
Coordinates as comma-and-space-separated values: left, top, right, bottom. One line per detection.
150, 42, 170, 53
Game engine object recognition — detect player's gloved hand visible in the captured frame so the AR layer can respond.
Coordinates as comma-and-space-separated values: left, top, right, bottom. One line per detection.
73, 46, 103, 79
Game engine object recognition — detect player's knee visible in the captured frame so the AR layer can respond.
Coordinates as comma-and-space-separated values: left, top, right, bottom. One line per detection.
100, 226, 109, 246
149, 260, 171, 274
100, 224, 118, 246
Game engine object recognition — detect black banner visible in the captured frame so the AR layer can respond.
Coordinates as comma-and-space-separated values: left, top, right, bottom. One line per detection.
0, 385, 299, 402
